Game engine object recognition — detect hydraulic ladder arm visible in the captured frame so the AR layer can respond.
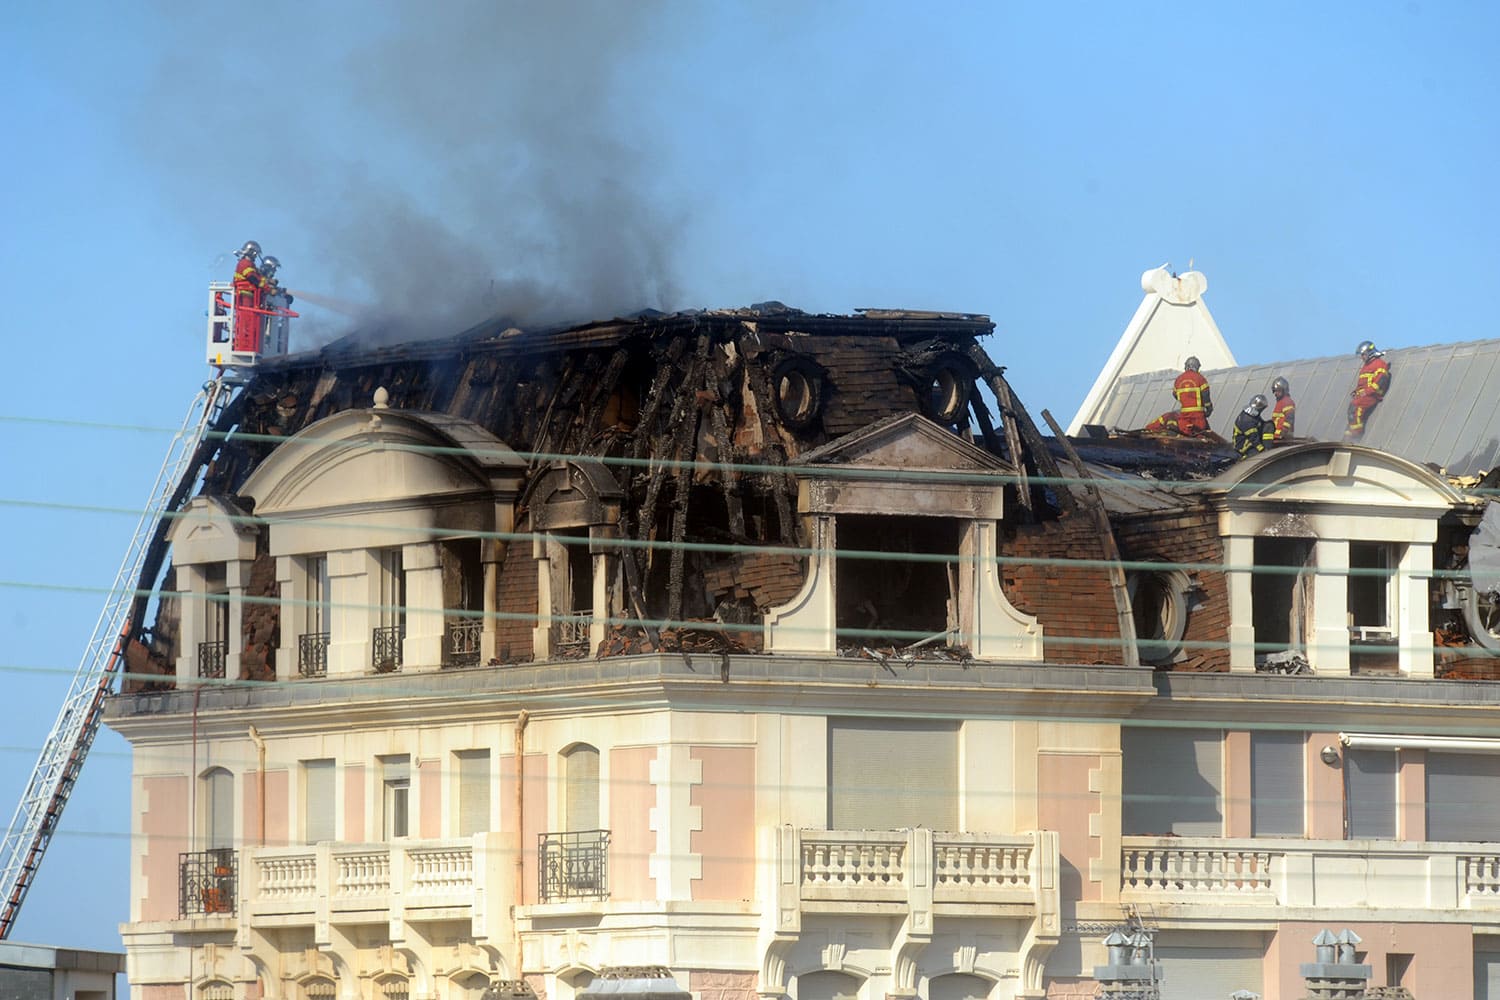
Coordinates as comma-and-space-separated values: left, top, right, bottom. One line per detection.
0, 377, 242, 939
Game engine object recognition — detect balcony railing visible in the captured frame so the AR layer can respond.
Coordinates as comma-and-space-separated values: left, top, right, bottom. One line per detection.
554, 611, 594, 652
444, 618, 483, 668
539, 829, 610, 901
180, 847, 237, 917
1121, 837, 1500, 913
198, 640, 228, 679
797, 829, 1042, 905
298, 632, 330, 677
247, 841, 477, 916
372, 624, 405, 672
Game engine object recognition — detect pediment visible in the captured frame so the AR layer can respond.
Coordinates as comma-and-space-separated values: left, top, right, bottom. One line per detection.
241, 408, 524, 517
1220, 444, 1463, 513
801, 412, 1012, 475
168, 496, 257, 565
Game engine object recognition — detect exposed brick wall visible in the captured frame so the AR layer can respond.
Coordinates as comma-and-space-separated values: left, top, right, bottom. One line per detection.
1437, 650, 1500, 680
494, 542, 538, 663
701, 550, 806, 650
1043, 981, 1098, 1000
1114, 505, 1230, 673
239, 551, 279, 681
1001, 512, 1121, 664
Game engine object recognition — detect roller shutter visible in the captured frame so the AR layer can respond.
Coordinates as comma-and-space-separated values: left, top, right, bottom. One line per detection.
457, 750, 490, 836
1428, 752, 1500, 842
1154, 946, 1263, 1000
1346, 748, 1397, 839
1251, 732, 1305, 836
1121, 728, 1223, 836
829, 718, 957, 830
1476, 951, 1500, 1000
305, 759, 335, 843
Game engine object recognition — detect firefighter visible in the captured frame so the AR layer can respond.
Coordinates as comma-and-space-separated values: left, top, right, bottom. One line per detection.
1269, 376, 1296, 440
1143, 356, 1213, 436
260, 256, 294, 356
231, 240, 270, 353
1233, 395, 1272, 458
1344, 340, 1391, 441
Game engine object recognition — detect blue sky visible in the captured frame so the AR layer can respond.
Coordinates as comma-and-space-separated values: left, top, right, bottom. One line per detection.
2, 0, 1498, 951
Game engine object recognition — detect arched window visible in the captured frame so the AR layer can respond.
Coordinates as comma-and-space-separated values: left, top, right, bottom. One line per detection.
200, 981, 234, 1000
564, 744, 600, 832
301, 978, 336, 1000
202, 767, 234, 850
378, 978, 410, 1000
796, 971, 861, 1000
451, 972, 490, 1000
927, 974, 990, 1000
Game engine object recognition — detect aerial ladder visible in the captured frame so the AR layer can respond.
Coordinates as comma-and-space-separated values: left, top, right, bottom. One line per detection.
0, 275, 296, 939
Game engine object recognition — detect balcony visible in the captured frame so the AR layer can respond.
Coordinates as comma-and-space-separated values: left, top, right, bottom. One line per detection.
553, 611, 594, 654
538, 829, 610, 901
180, 848, 237, 917
770, 827, 1059, 932
372, 624, 405, 672
197, 640, 227, 680
1121, 837, 1500, 920
298, 632, 329, 677
443, 618, 483, 668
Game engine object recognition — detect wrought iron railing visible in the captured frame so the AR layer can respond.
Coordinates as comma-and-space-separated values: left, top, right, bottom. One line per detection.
198, 640, 228, 679
372, 624, 405, 672
180, 847, 237, 916
444, 618, 483, 668
299, 632, 330, 677
554, 611, 594, 652
539, 829, 610, 901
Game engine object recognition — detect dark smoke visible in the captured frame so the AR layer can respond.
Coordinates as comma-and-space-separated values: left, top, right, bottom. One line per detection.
136, 1, 686, 343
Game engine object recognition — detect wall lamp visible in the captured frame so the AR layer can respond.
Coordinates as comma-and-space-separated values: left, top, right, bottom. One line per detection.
1319, 745, 1341, 766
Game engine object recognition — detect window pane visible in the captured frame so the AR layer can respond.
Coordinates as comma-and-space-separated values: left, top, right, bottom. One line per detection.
1122, 728, 1224, 836
457, 750, 490, 836
1251, 733, 1305, 837
829, 718, 958, 831
382, 755, 411, 840
1427, 752, 1500, 842
1346, 748, 1397, 839
305, 760, 335, 843
205, 768, 234, 850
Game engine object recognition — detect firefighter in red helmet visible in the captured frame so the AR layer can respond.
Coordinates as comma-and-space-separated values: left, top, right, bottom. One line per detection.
1344, 341, 1390, 441
1269, 376, 1296, 440
1144, 356, 1213, 436
231, 240, 270, 353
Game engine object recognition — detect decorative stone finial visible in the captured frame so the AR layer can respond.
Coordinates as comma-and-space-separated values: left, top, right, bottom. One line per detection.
373, 387, 390, 409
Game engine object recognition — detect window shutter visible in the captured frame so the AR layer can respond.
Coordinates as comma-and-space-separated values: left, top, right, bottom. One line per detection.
1122, 729, 1224, 836
1345, 748, 1397, 838
829, 719, 957, 831
457, 751, 491, 836
566, 746, 600, 832
1251, 732, 1305, 836
305, 760, 335, 843
206, 768, 234, 849
1427, 752, 1500, 842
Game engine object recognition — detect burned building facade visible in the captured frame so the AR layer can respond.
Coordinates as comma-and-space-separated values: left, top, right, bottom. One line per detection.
105, 304, 1500, 1000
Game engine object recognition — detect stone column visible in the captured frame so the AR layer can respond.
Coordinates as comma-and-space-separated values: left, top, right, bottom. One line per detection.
1399, 541, 1434, 678
226, 559, 252, 680
1225, 533, 1257, 672
176, 563, 207, 680
402, 543, 444, 669
327, 548, 370, 676
1311, 539, 1351, 675
531, 534, 554, 661
481, 538, 503, 665
274, 556, 302, 680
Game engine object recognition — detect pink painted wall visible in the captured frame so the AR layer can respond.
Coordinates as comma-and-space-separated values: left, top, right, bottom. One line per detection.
1306, 732, 1344, 840
499, 751, 546, 904
689, 746, 755, 901
344, 764, 365, 842
689, 970, 756, 1000
1037, 752, 1101, 903
141, 986, 186, 1000
418, 758, 442, 839
1269, 921, 1471, 1000
1043, 980, 1097, 999
242, 769, 265, 849
140, 775, 190, 922
264, 770, 288, 846
609, 747, 655, 902
1398, 749, 1425, 842
1224, 730, 1252, 838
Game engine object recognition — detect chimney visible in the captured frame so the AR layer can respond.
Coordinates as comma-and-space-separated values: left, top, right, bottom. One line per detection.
1299, 929, 1372, 999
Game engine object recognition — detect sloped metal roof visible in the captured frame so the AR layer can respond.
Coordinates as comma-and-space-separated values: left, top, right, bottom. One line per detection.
1090, 338, 1500, 477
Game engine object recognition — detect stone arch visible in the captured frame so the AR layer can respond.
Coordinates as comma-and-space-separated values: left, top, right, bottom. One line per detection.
924, 973, 993, 1000
793, 971, 863, 1000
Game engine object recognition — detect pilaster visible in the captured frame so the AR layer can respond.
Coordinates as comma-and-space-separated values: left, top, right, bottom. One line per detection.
1311, 538, 1351, 675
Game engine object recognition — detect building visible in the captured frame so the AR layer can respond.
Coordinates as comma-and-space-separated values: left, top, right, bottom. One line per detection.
103, 299, 1500, 1000
0, 941, 125, 1000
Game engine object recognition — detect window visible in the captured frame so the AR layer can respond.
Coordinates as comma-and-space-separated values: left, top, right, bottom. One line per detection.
202, 767, 234, 850
1427, 752, 1500, 842
200, 983, 233, 1000
564, 744, 600, 832
1251, 732, 1305, 836
305, 555, 330, 634
1348, 542, 1398, 637
373, 548, 406, 671
834, 515, 959, 647
1345, 748, 1397, 839
201, 564, 231, 679
302, 979, 336, 1000
1122, 728, 1223, 837
828, 718, 958, 831
1252, 538, 1314, 660
381, 756, 411, 839
304, 759, 335, 844
456, 750, 490, 837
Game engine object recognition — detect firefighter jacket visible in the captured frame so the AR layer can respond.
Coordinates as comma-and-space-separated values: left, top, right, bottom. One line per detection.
234, 258, 269, 301
1351, 355, 1390, 403
1172, 370, 1211, 415
1233, 408, 1271, 458
1271, 395, 1296, 439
